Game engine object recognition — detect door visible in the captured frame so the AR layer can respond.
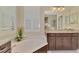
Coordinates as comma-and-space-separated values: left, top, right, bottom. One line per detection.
72, 37, 78, 49
63, 37, 72, 49
56, 37, 63, 50
48, 37, 55, 50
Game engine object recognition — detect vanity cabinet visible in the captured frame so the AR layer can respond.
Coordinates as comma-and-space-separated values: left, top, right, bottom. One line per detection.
47, 33, 78, 50
62, 37, 72, 50
72, 36, 78, 49
55, 37, 63, 50
48, 37, 55, 50
0, 41, 11, 53
34, 45, 48, 53
47, 34, 55, 50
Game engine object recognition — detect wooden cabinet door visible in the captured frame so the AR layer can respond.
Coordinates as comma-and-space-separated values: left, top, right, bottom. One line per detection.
48, 37, 55, 50
63, 37, 72, 49
72, 37, 78, 49
56, 37, 63, 50
34, 45, 48, 53
0, 41, 11, 53
47, 33, 78, 50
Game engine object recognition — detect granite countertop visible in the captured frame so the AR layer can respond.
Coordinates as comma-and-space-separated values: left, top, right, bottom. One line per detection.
0, 32, 48, 53
45, 30, 79, 33
11, 33, 48, 53
0, 31, 16, 46
0, 38, 11, 46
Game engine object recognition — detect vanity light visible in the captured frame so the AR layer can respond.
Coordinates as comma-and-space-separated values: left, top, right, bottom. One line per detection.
49, 6, 65, 11
62, 7, 65, 11
58, 8, 61, 11
53, 7, 56, 11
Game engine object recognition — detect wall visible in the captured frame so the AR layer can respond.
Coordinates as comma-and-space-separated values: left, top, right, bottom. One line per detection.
16, 6, 24, 31
40, 7, 45, 33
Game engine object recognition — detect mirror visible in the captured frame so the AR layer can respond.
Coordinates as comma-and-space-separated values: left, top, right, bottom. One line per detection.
44, 15, 57, 31
58, 15, 63, 30
63, 12, 79, 31
44, 6, 79, 31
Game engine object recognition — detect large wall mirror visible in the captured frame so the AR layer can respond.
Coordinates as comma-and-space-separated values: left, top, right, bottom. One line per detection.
44, 15, 57, 31
44, 6, 79, 31
62, 11, 79, 30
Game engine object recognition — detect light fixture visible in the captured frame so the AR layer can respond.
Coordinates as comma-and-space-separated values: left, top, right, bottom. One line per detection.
49, 6, 65, 11
52, 7, 56, 10
62, 7, 65, 11
58, 7, 61, 11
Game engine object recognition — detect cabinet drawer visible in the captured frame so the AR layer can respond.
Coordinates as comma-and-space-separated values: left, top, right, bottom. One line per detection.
47, 33, 55, 37
63, 37, 72, 50
56, 33, 71, 37
72, 33, 78, 37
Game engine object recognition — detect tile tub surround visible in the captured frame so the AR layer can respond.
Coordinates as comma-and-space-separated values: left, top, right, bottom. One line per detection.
11, 33, 48, 53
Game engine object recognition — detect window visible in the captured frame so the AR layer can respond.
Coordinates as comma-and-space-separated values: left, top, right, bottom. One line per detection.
0, 7, 16, 31
24, 7, 40, 32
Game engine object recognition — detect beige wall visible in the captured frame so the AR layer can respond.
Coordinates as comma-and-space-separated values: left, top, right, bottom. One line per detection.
16, 6, 24, 31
